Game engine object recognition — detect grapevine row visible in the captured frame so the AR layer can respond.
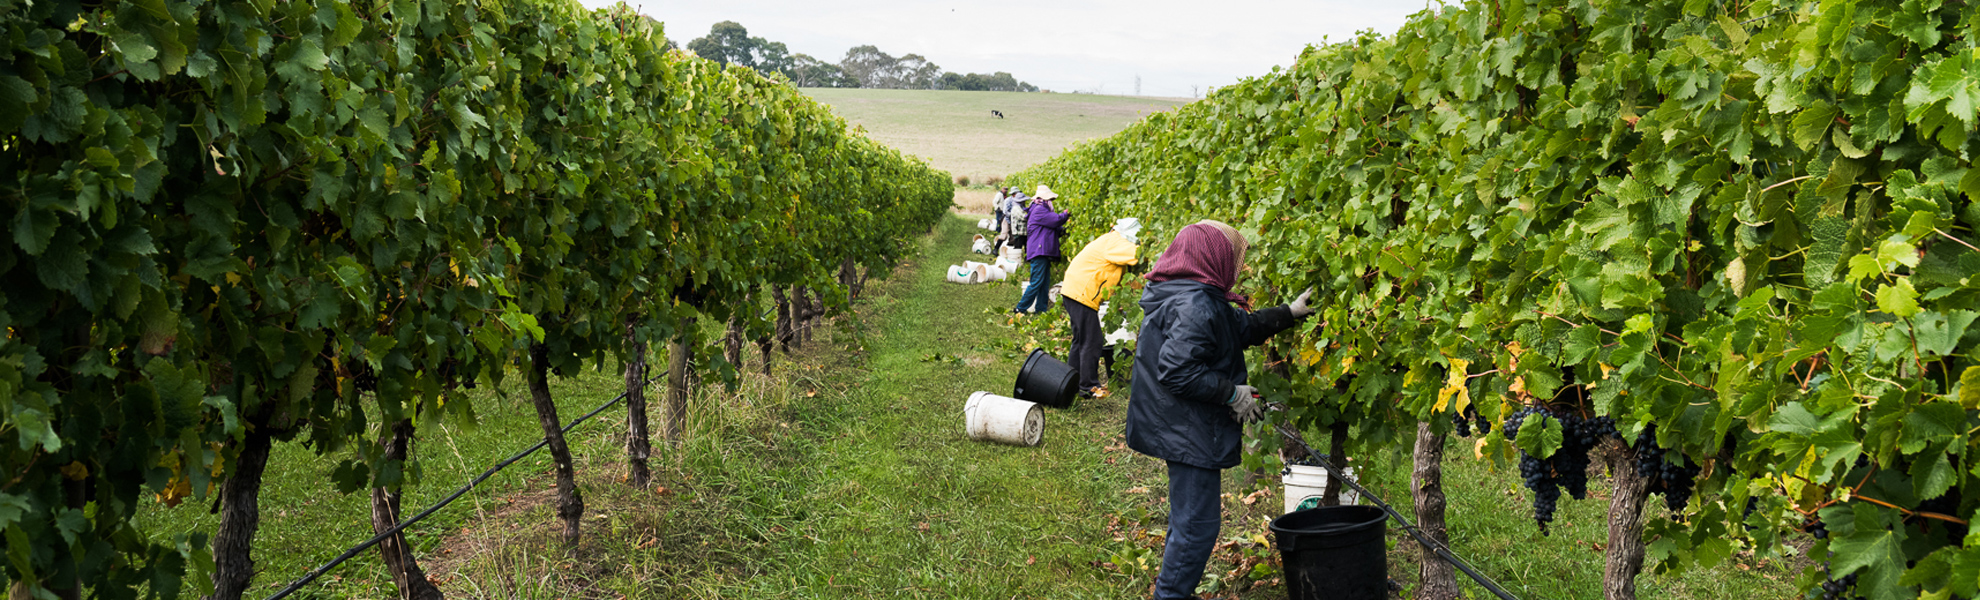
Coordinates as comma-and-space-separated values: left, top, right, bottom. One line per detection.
0, 0, 950, 597
1014, 1, 1978, 599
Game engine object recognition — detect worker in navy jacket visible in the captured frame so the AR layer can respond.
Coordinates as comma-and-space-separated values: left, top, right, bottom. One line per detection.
1125, 220, 1313, 600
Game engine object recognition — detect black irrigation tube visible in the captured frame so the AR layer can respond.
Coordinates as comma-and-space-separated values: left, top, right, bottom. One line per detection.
264, 374, 662, 600
1274, 422, 1522, 600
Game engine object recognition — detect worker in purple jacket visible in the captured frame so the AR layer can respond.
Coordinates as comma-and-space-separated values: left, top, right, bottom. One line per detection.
1014, 184, 1070, 314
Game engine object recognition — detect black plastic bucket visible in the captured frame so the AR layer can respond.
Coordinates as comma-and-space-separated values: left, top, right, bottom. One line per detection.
1013, 348, 1078, 408
1270, 505, 1389, 600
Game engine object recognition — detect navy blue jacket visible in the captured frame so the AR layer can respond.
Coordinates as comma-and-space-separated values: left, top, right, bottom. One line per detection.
1126, 279, 1298, 469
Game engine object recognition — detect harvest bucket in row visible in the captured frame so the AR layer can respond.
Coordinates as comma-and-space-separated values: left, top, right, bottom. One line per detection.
963, 391, 1042, 446
946, 264, 983, 284
1013, 349, 1078, 408
1282, 464, 1360, 513
1271, 505, 1389, 600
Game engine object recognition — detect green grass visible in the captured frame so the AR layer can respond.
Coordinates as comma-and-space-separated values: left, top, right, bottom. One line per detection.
140, 214, 1809, 600
800, 89, 1187, 183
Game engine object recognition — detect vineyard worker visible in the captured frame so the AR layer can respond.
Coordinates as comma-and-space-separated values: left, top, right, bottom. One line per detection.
1014, 185, 1071, 314
1000, 189, 1030, 255
990, 188, 1005, 232
1125, 220, 1314, 600
1059, 217, 1142, 398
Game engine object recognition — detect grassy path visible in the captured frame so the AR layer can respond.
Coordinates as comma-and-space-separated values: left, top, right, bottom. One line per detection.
724, 213, 1165, 599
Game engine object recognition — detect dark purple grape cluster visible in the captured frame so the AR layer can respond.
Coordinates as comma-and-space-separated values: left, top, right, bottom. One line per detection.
1804, 516, 1829, 540
1554, 415, 1618, 500
1501, 406, 1624, 533
1451, 404, 1492, 437
1634, 426, 1701, 513
1502, 405, 1559, 532
1816, 563, 1861, 600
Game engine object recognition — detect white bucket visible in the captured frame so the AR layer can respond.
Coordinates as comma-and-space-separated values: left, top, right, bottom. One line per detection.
984, 266, 1008, 281
977, 218, 992, 230
1283, 464, 1359, 513
964, 391, 1043, 446
1002, 247, 1023, 262
946, 264, 982, 284
994, 257, 1021, 273
971, 237, 993, 255
962, 261, 993, 281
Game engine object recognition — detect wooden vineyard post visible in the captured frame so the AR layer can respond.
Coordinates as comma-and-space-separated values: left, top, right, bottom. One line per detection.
1411, 422, 1458, 600
624, 318, 653, 488
665, 318, 695, 442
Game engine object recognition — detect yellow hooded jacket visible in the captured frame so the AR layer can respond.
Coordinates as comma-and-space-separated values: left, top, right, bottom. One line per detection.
1060, 231, 1140, 310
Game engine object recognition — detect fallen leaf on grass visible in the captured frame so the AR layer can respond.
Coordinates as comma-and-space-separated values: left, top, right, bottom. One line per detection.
654, 486, 670, 495
916, 522, 931, 532
1125, 486, 1148, 494
1026, 555, 1035, 565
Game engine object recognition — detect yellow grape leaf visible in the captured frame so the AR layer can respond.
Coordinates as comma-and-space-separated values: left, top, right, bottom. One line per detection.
1474, 437, 1490, 460
1435, 358, 1470, 413
1298, 346, 1323, 367
1504, 341, 1525, 374
1599, 363, 1616, 380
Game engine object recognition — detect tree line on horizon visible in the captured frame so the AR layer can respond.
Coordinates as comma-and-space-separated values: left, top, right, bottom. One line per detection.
684, 21, 1040, 91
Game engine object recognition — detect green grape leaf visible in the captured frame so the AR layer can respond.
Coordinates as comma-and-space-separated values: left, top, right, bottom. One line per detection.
1875, 279, 1921, 318
1912, 311, 1978, 358
1830, 508, 1910, 600
1791, 102, 1836, 151
1962, 367, 1980, 410
1514, 413, 1563, 459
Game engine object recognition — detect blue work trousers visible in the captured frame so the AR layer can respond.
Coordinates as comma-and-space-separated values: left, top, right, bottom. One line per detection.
1014, 257, 1055, 314
1155, 460, 1222, 600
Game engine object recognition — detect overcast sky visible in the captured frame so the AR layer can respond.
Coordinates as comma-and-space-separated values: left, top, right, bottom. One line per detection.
575, 0, 1436, 98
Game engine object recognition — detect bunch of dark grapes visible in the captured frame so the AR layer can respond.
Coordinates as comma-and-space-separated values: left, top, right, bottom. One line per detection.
1803, 515, 1828, 540
1815, 563, 1862, 600
1552, 415, 1618, 500
1451, 405, 1491, 437
1634, 426, 1701, 513
1502, 406, 1561, 533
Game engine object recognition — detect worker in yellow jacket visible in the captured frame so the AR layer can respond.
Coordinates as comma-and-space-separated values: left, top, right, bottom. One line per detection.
1060, 218, 1142, 398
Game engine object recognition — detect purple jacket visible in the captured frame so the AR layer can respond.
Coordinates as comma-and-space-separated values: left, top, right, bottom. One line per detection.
1024, 201, 1070, 260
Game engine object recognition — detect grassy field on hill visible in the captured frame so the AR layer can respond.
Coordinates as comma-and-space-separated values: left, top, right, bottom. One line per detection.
801, 89, 1187, 185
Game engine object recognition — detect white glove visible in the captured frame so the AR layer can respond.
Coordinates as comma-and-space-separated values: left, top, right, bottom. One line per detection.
1289, 286, 1316, 318
1229, 385, 1264, 423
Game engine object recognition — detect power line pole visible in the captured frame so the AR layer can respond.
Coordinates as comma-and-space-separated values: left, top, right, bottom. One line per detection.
1134, 74, 1142, 96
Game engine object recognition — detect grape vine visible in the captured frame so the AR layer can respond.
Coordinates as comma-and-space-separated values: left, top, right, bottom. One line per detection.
1012, 0, 1980, 598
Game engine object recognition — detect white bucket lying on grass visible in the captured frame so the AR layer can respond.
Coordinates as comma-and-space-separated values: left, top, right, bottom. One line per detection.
1283, 464, 1359, 514
964, 391, 1043, 446
1001, 247, 1023, 262
978, 218, 993, 230
994, 256, 1021, 274
963, 261, 997, 282
971, 235, 994, 254
946, 264, 983, 284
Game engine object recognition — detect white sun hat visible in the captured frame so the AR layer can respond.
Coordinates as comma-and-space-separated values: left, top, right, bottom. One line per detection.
1033, 185, 1059, 200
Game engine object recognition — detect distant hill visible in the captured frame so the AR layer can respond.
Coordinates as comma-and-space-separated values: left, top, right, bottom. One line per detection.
801, 89, 1189, 183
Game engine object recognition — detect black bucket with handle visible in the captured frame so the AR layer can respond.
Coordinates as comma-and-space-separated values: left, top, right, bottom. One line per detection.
1270, 504, 1389, 600
1013, 348, 1078, 408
